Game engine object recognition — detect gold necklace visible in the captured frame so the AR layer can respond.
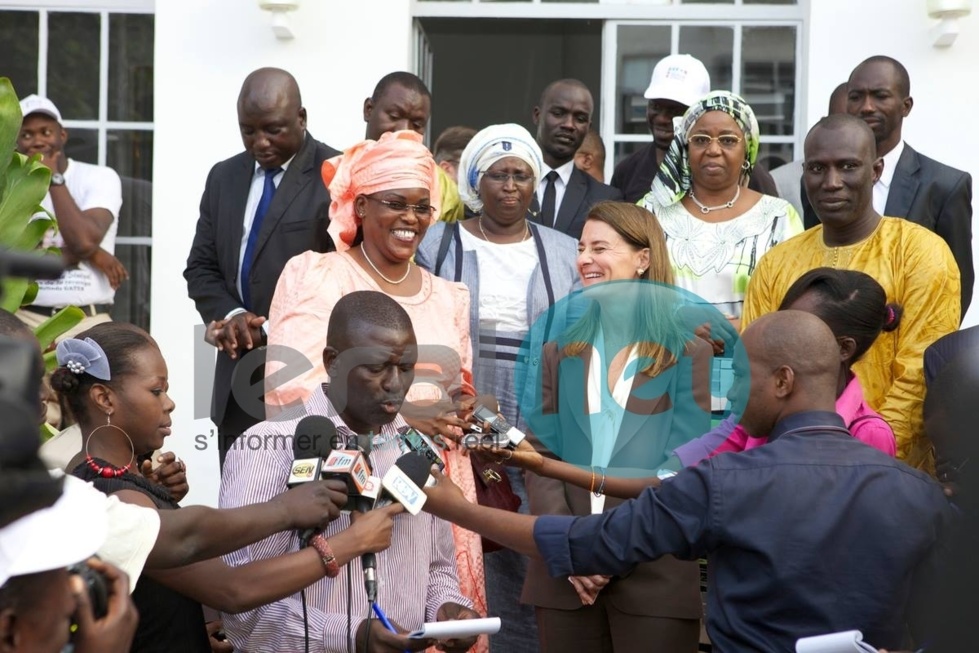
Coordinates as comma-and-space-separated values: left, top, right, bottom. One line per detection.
360, 244, 412, 285
478, 217, 531, 244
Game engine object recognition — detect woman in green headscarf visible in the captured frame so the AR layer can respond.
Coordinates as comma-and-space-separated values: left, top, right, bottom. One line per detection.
641, 90, 802, 332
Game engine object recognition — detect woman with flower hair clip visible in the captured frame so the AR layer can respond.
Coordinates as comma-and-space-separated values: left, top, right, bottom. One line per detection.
54, 322, 401, 653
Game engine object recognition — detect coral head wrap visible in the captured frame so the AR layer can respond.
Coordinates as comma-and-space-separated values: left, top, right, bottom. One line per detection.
322, 130, 439, 252
457, 123, 543, 214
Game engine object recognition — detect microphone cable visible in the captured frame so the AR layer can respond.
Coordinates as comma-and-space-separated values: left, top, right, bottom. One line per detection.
301, 587, 309, 653
346, 563, 353, 653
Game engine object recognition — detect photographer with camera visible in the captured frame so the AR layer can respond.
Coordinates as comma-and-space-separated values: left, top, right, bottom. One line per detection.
0, 474, 138, 653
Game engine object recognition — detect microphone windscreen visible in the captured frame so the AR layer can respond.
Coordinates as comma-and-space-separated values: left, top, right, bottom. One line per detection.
293, 415, 337, 458
394, 452, 434, 487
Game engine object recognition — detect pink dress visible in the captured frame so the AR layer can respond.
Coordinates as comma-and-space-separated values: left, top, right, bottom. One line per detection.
265, 251, 488, 643
711, 374, 897, 457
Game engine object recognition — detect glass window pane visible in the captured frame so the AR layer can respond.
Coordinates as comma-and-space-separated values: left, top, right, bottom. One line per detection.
615, 25, 671, 135
109, 14, 154, 122
107, 129, 153, 184
0, 11, 39, 98
744, 0, 796, 4
110, 243, 150, 331
756, 142, 793, 173
678, 26, 733, 93
742, 26, 796, 137
47, 12, 101, 120
682, 0, 734, 4
613, 141, 649, 169
62, 128, 99, 165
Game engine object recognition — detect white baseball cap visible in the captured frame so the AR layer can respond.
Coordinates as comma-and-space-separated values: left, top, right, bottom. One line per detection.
0, 473, 107, 586
18, 94, 63, 124
643, 54, 712, 107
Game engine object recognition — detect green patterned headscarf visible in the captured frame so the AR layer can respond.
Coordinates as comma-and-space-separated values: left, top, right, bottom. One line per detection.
644, 90, 760, 211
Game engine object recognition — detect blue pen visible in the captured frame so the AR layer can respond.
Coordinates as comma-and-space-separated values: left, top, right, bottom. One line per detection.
371, 603, 410, 653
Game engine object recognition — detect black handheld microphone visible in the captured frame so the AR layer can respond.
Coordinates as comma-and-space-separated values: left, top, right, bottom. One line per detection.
290, 416, 339, 545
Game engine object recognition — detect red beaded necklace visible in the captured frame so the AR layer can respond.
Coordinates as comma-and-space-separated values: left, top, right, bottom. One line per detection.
84, 417, 135, 479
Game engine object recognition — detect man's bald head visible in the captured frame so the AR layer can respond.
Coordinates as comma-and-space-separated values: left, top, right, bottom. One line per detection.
237, 68, 307, 169
828, 83, 848, 116
238, 68, 302, 111
733, 311, 840, 436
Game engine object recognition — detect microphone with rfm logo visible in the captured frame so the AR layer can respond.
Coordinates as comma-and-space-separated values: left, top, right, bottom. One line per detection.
322, 449, 373, 512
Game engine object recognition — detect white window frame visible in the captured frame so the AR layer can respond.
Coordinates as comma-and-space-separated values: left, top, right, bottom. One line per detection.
602, 17, 803, 179
7, 2, 156, 248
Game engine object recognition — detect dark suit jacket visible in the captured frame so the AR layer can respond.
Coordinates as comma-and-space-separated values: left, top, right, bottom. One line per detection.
802, 143, 974, 314
184, 132, 339, 428
532, 166, 623, 240
521, 340, 710, 619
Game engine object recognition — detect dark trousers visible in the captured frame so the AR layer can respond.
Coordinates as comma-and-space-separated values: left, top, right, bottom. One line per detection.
535, 600, 700, 653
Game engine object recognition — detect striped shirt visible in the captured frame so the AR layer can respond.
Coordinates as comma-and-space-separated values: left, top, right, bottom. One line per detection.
219, 386, 470, 652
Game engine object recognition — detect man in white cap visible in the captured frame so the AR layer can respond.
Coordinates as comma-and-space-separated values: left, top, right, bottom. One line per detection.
15, 95, 125, 341
610, 54, 778, 203
0, 474, 138, 653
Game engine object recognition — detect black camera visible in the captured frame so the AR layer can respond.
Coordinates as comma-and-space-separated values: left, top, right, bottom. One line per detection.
68, 562, 109, 619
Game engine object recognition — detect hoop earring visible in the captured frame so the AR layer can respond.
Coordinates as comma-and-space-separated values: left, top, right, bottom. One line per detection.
741, 160, 751, 172
85, 413, 136, 478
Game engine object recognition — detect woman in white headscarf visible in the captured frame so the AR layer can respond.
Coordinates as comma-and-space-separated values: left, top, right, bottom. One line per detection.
416, 124, 580, 653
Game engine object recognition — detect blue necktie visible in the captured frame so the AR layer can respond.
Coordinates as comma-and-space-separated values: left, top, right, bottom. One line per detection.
240, 167, 281, 311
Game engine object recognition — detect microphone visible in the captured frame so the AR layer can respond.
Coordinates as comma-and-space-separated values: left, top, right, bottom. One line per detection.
380, 452, 437, 516
289, 416, 339, 545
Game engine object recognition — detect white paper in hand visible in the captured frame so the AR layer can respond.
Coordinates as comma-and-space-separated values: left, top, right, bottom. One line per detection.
408, 617, 501, 640
796, 630, 878, 653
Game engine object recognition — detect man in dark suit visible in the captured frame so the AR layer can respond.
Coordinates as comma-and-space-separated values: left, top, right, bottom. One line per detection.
802, 55, 973, 314
530, 80, 622, 240
184, 68, 340, 466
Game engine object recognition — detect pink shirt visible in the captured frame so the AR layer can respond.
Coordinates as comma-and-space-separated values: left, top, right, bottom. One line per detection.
265, 250, 475, 413
711, 375, 896, 457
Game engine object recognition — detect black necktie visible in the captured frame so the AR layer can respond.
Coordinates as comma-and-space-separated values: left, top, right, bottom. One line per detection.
540, 170, 559, 227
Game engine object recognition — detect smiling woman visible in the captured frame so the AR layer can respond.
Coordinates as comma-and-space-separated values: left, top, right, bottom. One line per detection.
263, 130, 490, 629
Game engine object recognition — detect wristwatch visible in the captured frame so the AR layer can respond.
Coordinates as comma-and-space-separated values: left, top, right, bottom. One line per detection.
50, 172, 65, 186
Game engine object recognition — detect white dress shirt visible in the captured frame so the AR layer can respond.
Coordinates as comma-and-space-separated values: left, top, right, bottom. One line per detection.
536, 159, 576, 226
873, 139, 905, 215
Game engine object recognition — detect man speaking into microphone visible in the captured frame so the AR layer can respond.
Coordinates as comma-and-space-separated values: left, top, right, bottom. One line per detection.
220, 291, 479, 653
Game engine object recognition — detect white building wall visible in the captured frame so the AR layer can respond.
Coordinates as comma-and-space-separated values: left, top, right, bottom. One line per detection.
152, 0, 413, 506
804, 0, 979, 326
152, 0, 977, 506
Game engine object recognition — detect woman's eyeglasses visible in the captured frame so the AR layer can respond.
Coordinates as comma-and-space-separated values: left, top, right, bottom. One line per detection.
364, 196, 437, 219
481, 172, 535, 186
688, 134, 743, 150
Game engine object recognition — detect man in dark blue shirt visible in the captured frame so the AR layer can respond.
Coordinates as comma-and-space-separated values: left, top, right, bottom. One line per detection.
424, 311, 952, 652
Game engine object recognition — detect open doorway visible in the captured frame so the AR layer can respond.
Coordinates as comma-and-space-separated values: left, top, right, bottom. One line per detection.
418, 18, 603, 140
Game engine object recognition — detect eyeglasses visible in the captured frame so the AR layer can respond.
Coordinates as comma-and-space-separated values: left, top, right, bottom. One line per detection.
688, 134, 744, 150
364, 196, 437, 220
481, 172, 535, 186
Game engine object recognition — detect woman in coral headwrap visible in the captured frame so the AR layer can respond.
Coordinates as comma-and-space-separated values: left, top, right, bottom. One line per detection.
263, 130, 488, 643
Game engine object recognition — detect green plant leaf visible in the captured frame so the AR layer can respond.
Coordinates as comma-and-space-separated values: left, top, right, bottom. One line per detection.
12, 213, 54, 250
34, 305, 85, 351
0, 276, 28, 312
40, 421, 58, 442
21, 280, 38, 305
0, 78, 23, 190
0, 152, 52, 245
43, 349, 58, 374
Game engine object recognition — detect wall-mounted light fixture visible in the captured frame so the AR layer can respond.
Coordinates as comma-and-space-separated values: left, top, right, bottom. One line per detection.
258, 0, 300, 40
927, 0, 972, 47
